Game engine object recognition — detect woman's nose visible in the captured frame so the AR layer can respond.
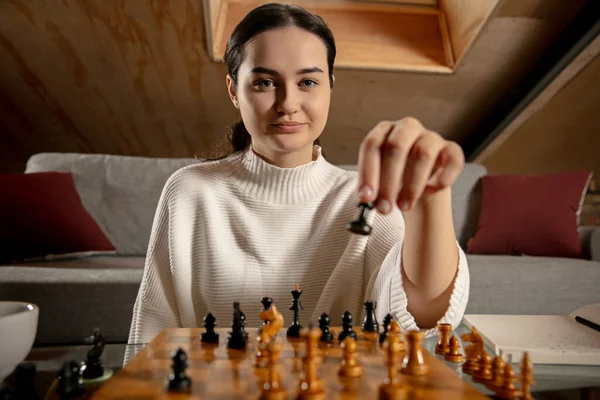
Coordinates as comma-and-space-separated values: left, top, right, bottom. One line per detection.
275, 85, 300, 114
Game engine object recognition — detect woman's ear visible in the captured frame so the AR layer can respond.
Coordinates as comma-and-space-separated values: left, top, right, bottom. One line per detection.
330, 74, 336, 90
226, 74, 239, 109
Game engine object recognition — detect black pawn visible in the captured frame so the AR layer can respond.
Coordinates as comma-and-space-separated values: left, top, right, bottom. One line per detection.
347, 202, 374, 235
379, 313, 393, 344
361, 300, 379, 333
14, 363, 40, 400
165, 348, 191, 393
201, 313, 219, 343
227, 302, 248, 349
259, 295, 274, 331
286, 285, 303, 338
338, 311, 357, 342
318, 312, 333, 343
57, 361, 83, 400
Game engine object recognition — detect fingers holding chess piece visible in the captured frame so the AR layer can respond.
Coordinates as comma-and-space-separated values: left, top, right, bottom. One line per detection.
347, 202, 374, 235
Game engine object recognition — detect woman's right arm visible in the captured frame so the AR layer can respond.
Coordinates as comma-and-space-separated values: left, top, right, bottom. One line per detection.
127, 179, 181, 346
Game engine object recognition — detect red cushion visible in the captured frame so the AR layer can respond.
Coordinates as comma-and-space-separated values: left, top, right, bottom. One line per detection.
467, 170, 592, 258
0, 172, 115, 263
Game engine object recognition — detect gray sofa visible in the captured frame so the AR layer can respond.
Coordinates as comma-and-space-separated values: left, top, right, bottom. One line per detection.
1, 153, 599, 345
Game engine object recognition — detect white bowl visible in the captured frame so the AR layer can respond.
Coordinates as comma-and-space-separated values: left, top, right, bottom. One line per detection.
0, 302, 39, 381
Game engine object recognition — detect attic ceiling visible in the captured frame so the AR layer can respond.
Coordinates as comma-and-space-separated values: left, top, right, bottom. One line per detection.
0, 0, 590, 173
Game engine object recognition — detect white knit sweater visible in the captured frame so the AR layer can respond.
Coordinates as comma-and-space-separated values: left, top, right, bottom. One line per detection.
127, 146, 469, 345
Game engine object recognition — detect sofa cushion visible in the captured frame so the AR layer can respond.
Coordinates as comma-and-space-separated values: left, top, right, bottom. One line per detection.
467, 170, 592, 258
450, 163, 487, 249
0, 171, 115, 263
466, 254, 600, 315
25, 153, 200, 256
0, 256, 144, 344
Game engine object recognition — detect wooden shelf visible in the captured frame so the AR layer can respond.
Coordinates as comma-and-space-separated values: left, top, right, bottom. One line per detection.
203, 0, 501, 74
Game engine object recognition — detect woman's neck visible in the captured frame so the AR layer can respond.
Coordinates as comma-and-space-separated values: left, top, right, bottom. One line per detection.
251, 143, 316, 168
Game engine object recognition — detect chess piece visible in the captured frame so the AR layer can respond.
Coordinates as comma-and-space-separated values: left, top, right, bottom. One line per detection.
379, 313, 393, 345
227, 302, 248, 349
400, 330, 429, 376
347, 202, 374, 235
495, 364, 521, 399
297, 327, 326, 400
260, 295, 274, 331
287, 284, 303, 338
318, 312, 333, 343
256, 304, 285, 368
13, 363, 40, 400
486, 356, 505, 391
338, 337, 363, 378
472, 351, 493, 383
519, 352, 535, 400
379, 321, 406, 399
201, 313, 219, 343
260, 339, 286, 400
165, 348, 192, 393
444, 335, 464, 363
461, 326, 483, 375
435, 323, 452, 355
57, 361, 84, 399
338, 311, 357, 342
82, 328, 105, 380
361, 301, 379, 340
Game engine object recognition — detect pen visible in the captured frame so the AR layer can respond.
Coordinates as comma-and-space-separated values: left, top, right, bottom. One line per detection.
575, 316, 600, 333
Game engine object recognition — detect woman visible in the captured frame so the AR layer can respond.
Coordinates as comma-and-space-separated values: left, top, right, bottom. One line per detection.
127, 3, 469, 345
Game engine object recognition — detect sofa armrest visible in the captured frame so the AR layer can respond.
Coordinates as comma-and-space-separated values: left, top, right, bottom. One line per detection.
591, 229, 600, 262
579, 226, 600, 261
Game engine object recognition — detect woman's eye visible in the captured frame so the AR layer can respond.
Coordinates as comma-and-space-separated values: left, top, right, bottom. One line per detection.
300, 79, 317, 88
255, 79, 274, 89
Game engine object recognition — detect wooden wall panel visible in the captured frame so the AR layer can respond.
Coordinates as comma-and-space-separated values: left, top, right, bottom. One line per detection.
0, 0, 587, 172
481, 54, 600, 177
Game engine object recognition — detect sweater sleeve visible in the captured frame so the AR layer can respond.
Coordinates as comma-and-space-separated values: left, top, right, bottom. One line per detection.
363, 210, 470, 337
127, 178, 181, 348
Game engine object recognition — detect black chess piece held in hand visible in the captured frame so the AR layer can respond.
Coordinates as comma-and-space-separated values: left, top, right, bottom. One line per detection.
287, 284, 303, 338
165, 349, 192, 393
347, 202, 374, 235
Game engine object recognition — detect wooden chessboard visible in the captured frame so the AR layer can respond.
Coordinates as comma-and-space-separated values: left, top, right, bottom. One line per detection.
89, 327, 490, 399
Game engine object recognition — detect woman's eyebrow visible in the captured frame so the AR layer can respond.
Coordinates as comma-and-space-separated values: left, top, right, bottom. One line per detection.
250, 67, 324, 75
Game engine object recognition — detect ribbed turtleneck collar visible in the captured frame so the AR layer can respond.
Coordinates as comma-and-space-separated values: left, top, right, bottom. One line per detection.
228, 145, 342, 204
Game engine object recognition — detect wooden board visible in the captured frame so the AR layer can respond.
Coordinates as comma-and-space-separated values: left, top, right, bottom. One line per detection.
89, 327, 489, 399
211, 0, 454, 73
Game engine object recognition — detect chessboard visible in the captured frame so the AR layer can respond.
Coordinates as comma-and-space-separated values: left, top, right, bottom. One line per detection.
88, 326, 489, 400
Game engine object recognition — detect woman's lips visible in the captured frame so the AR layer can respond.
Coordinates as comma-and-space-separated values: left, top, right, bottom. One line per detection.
271, 123, 307, 133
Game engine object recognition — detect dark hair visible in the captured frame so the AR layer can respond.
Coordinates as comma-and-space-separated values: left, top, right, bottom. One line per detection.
203, 3, 336, 160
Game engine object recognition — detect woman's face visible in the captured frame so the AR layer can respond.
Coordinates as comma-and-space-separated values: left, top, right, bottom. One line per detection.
227, 27, 333, 162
